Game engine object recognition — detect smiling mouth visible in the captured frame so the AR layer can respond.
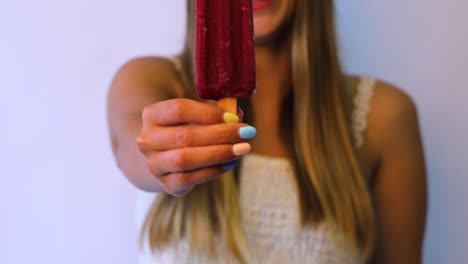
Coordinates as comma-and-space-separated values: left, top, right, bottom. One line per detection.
253, 0, 275, 11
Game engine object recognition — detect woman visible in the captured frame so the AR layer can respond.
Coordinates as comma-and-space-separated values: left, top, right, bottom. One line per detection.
107, 0, 427, 263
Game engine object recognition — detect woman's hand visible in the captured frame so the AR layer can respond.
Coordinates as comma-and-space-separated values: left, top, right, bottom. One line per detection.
137, 98, 256, 197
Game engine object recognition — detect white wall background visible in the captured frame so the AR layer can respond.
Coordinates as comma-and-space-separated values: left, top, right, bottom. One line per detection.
0, 1, 184, 263
0, 0, 466, 263
336, 1, 468, 263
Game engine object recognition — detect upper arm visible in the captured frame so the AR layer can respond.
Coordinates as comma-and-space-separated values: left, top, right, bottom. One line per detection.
366, 82, 427, 263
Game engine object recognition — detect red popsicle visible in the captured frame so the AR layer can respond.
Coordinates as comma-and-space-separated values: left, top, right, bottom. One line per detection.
195, 0, 256, 113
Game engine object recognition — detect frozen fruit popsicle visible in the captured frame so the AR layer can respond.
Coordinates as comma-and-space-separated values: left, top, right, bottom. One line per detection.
195, 0, 256, 113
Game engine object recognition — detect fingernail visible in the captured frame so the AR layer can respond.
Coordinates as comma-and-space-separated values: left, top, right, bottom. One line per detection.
239, 126, 256, 139
223, 161, 238, 171
233, 143, 251, 156
136, 136, 143, 143
223, 112, 239, 123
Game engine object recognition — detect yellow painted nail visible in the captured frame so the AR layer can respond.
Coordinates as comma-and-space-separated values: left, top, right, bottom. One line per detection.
223, 112, 240, 123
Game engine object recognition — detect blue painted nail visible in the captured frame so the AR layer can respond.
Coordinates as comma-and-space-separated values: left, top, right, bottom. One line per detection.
239, 126, 257, 139
223, 161, 238, 171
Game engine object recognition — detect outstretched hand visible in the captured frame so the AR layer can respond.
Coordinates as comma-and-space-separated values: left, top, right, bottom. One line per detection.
137, 98, 256, 196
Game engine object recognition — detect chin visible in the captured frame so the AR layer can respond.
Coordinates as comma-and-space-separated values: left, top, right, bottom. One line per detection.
253, 0, 296, 44
254, 20, 277, 39
254, 16, 294, 45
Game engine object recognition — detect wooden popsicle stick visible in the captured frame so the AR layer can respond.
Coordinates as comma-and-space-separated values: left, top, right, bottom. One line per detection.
218, 97, 237, 114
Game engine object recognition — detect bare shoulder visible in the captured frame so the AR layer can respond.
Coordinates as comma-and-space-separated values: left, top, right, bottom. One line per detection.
366, 80, 420, 159
346, 75, 417, 116
345, 75, 421, 175
370, 80, 418, 124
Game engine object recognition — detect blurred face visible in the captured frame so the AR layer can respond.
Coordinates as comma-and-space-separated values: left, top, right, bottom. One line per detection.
253, 0, 296, 41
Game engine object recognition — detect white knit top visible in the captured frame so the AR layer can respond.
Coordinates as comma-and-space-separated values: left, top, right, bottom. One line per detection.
136, 77, 376, 264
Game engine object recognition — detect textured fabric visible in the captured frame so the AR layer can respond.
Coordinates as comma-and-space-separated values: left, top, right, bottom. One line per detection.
352, 77, 375, 148
238, 155, 362, 264
136, 77, 376, 263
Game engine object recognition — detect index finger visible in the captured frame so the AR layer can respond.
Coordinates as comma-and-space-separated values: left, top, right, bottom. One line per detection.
142, 98, 224, 127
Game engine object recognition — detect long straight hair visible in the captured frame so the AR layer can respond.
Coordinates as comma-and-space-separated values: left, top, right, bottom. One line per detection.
142, 0, 375, 262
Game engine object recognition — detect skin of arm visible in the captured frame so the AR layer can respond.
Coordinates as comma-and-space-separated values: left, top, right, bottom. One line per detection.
107, 57, 182, 192
366, 82, 427, 264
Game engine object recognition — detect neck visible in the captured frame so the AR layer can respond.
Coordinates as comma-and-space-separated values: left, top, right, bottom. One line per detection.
253, 40, 292, 105
248, 40, 292, 158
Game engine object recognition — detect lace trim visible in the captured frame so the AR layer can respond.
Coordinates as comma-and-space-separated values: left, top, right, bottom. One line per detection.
168, 56, 182, 72
352, 77, 375, 148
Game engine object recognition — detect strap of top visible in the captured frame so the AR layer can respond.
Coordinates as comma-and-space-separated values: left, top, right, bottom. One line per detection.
352, 77, 376, 148
168, 56, 182, 73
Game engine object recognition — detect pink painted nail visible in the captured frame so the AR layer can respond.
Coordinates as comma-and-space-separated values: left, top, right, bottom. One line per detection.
233, 143, 251, 156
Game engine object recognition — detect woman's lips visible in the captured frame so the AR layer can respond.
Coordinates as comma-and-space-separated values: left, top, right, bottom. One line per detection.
253, 0, 275, 11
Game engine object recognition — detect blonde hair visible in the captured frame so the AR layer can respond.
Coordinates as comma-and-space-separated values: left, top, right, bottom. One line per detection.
142, 0, 375, 262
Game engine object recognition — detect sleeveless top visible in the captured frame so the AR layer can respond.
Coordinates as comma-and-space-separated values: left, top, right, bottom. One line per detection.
136, 59, 376, 264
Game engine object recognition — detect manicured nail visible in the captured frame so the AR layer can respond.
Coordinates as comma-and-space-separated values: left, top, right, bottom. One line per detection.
223, 112, 239, 123
222, 161, 238, 171
233, 143, 251, 156
239, 126, 256, 139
